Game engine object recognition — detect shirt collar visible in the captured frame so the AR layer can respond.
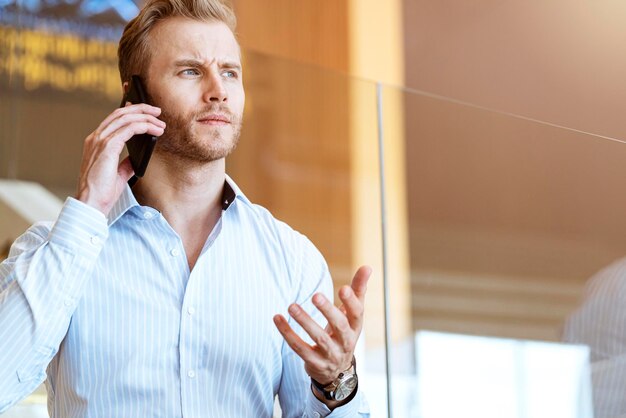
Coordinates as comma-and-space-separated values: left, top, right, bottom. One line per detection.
107, 184, 140, 226
107, 174, 246, 226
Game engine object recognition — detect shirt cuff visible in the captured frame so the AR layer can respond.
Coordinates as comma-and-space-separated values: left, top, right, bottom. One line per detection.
48, 197, 109, 258
307, 387, 362, 418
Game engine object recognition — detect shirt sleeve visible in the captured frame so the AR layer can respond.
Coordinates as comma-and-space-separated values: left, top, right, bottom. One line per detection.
277, 232, 370, 418
0, 197, 108, 412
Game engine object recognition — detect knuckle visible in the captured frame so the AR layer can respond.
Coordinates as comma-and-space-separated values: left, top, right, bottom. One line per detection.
350, 302, 364, 318
336, 317, 350, 333
291, 342, 304, 353
86, 132, 98, 143
119, 113, 133, 124
317, 332, 332, 348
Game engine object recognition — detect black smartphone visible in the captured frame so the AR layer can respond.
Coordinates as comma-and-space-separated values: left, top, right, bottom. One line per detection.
120, 75, 158, 178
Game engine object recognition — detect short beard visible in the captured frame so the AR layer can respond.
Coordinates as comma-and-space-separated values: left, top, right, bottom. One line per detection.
155, 105, 242, 165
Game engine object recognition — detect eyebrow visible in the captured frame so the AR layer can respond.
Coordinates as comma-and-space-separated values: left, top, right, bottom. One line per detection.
173, 59, 242, 71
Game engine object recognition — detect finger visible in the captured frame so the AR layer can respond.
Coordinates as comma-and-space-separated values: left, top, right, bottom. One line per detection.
312, 293, 354, 350
95, 104, 162, 137
100, 113, 166, 140
338, 285, 364, 332
287, 303, 342, 356
350, 265, 371, 303
107, 122, 165, 150
273, 314, 320, 362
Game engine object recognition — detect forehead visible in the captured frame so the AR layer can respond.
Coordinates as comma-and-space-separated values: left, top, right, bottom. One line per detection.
149, 17, 241, 64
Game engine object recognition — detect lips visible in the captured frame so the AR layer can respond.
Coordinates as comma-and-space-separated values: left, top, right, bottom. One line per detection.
197, 114, 231, 124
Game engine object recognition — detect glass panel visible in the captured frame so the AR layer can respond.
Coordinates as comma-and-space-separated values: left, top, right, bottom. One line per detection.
381, 82, 626, 417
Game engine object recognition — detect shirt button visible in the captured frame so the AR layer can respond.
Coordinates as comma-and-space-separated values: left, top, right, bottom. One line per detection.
143, 211, 153, 219
313, 413, 321, 418
90, 236, 101, 246
64, 299, 72, 307
187, 370, 196, 378
170, 248, 180, 257
187, 307, 196, 315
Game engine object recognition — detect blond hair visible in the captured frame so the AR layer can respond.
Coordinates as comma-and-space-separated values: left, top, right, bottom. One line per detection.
118, 0, 237, 83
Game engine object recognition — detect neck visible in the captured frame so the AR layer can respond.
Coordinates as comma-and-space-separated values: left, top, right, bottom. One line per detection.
132, 152, 226, 270
132, 152, 226, 217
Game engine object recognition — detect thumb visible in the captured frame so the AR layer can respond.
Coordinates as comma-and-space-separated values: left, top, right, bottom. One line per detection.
118, 157, 135, 182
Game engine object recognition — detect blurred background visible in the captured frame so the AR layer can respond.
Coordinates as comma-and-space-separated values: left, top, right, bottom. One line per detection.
2, 0, 626, 417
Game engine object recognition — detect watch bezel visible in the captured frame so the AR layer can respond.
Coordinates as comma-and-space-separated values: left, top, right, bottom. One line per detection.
332, 373, 358, 401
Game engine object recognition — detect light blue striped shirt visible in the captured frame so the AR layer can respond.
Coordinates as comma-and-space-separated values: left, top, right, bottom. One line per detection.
563, 257, 626, 418
0, 176, 368, 417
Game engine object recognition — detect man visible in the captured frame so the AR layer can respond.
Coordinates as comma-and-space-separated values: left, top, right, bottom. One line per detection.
563, 257, 626, 418
0, 1, 370, 416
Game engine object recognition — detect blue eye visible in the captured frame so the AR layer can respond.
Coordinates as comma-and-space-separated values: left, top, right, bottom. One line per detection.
223, 70, 238, 78
181, 69, 199, 76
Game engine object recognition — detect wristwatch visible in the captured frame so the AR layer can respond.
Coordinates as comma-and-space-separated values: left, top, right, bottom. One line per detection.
311, 356, 358, 402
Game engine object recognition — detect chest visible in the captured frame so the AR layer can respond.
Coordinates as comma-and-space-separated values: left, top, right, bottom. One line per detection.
61, 223, 294, 385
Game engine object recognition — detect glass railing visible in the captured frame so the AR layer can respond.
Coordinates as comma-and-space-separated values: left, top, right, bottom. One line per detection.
3, 10, 626, 418
380, 82, 626, 418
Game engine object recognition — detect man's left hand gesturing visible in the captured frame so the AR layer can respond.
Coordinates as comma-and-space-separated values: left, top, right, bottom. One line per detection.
273, 265, 371, 406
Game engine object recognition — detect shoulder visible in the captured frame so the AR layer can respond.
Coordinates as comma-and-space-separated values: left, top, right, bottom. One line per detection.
585, 257, 626, 297
236, 199, 324, 262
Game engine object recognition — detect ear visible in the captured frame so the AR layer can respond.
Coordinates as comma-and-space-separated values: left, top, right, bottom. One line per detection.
122, 81, 130, 95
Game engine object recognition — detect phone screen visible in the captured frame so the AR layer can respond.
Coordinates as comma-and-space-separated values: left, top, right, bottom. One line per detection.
120, 75, 158, 179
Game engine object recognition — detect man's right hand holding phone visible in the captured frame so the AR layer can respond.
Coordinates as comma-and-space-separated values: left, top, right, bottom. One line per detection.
75, 104, 165, 217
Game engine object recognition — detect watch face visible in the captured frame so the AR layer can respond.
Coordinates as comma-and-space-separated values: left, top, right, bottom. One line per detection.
334, 375, 358, 401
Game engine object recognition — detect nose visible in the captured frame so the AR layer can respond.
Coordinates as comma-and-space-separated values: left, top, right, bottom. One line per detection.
202, 71, 228, 103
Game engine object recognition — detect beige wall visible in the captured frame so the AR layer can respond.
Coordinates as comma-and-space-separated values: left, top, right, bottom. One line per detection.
402, 1, 626, 340
403, 0, 626, 140
233, 0, 350, 72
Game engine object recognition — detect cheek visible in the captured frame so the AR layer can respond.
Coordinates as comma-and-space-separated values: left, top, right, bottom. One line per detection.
156, 93, 195, 119
230, 88, 245, 114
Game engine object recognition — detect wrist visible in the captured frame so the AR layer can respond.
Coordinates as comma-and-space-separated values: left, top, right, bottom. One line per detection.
310, 356, 358, 408
311, 381, 358, 410
76, 190, 112, 216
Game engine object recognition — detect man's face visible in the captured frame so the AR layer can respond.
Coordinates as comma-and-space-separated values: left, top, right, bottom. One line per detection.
144, 17, 244, 164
